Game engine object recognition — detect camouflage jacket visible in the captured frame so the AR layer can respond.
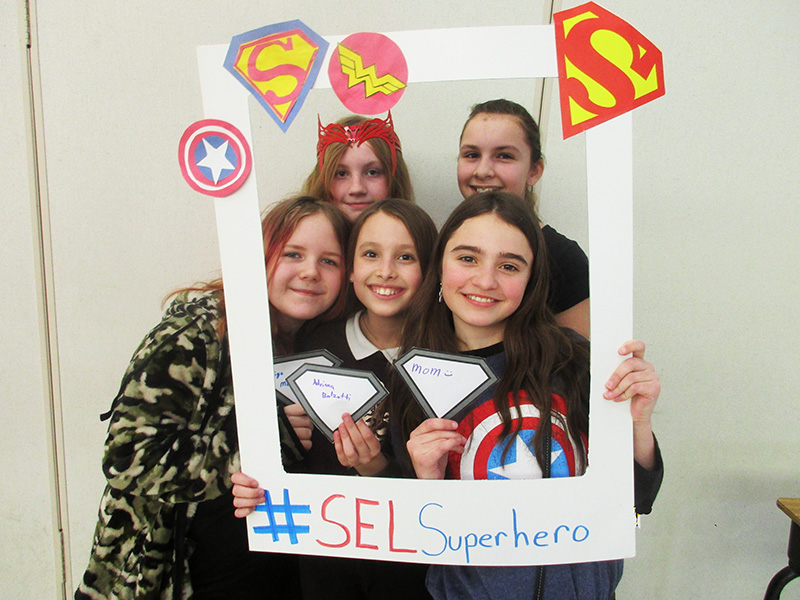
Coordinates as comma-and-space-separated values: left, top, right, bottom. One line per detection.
75, 292, 302, 600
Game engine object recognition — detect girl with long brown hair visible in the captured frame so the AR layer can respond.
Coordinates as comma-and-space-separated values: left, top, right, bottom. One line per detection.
396, 191, 662, 600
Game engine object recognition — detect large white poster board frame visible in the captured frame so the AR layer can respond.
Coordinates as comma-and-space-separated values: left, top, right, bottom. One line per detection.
196, 23, 634, 566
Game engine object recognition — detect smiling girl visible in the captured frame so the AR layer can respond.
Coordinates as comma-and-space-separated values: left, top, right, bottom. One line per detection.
75, 196, 349, 600
394, 191, 662, 600
457, 99, 590, 338
302, 113, 415, 221
299, 198, 436, 477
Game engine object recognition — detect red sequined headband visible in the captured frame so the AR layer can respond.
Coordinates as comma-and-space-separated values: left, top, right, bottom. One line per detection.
317, 112, 401, 175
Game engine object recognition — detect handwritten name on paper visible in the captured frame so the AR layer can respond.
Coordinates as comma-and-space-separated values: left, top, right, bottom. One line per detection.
310, 377, 353, 401
275, 371, 289, 388
273, 351, 343, 403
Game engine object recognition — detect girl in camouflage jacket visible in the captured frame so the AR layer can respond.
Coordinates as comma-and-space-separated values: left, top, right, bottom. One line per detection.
75, 197, 350, 600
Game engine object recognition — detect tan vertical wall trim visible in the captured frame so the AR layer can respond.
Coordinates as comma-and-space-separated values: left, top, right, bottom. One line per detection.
25, 0, 72, 596
533, 0, 562, 202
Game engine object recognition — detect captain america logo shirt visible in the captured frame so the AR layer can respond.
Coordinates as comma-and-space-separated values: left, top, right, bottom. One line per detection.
447, 391, 586, 481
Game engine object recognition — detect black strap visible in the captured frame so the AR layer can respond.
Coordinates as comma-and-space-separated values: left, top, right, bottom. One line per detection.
533, 419, 553, 600
533, 564, 546, 600
541, 419, 552, 479
171, 505, 188, 600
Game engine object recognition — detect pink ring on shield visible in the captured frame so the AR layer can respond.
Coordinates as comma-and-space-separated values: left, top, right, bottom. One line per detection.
178, 119, 252, 197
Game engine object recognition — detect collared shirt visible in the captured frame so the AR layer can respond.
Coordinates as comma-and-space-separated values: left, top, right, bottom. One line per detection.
345, 310, 400, 363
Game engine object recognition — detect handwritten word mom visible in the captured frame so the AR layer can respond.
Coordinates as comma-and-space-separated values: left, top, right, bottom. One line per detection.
409, 363, 453, 377
419, 503, 590, 563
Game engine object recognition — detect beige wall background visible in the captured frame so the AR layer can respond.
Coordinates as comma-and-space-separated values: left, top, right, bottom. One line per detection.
2, 1, 798, 598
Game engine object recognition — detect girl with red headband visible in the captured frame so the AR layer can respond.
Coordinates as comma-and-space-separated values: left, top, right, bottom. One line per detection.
302, 113, 414, 221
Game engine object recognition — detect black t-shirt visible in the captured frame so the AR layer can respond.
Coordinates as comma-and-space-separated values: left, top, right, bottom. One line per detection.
542, 224, 589, 313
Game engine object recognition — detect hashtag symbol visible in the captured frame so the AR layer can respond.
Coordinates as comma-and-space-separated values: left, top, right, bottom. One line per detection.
253, 488, 311, 544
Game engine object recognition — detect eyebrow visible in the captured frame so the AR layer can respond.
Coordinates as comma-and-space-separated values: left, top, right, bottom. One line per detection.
338, 159, 383, 169
284, 243, 342, 258
500, 252, 529, 265
450, 245, 529, 265
357, 241, 416, 251
459, 143, 521, 153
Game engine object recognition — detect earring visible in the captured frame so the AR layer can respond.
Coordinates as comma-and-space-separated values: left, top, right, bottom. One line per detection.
438, 283, 443, 303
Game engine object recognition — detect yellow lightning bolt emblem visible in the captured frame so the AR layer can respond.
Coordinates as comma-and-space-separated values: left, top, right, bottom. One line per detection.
337, 43, 407, 97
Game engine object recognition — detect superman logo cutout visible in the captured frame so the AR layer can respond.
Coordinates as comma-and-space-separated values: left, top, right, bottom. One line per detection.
224, 20, 328, 132
554, 2, 665, 138
273, 350, 343, 406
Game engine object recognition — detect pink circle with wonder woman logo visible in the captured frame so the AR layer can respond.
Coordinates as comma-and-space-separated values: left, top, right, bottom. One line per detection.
328, 32, 408, 115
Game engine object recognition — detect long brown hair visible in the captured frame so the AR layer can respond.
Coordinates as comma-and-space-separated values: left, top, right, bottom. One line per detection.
302, 114, 415, 205
392, 191, 588, 474
171, 196, 350, 353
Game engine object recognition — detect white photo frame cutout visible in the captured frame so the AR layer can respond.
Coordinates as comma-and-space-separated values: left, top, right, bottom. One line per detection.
197, 22, 635, 566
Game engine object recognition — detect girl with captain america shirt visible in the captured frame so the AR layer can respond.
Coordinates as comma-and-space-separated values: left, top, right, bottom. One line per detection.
392, 191, 662, 600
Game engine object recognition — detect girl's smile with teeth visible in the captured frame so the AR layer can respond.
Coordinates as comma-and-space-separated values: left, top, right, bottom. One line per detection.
371, 285, 404, 298
464, 293, 498, 304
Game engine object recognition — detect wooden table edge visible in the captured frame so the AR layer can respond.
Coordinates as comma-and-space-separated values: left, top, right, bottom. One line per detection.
777, 497, 800, 527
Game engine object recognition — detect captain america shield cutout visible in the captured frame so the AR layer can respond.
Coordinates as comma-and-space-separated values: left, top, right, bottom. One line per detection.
179, 119, 252, 197
451, 394, 581, 480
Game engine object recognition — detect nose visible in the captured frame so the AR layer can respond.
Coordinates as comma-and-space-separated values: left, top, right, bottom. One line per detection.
472, 264, 498, 290
376, 256, 396, 279
474, 156, 494, 179
299, 260, 320, 281
348, 173, 366, 195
